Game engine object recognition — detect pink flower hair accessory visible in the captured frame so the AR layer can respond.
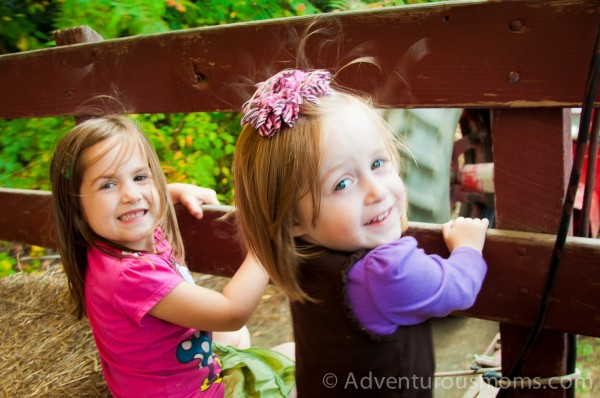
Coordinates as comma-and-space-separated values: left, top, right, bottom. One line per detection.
241, 69, 333, 137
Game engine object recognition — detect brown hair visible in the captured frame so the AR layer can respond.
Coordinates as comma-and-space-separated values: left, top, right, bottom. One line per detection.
233, 89, 404, 302
50, 116, 184, 318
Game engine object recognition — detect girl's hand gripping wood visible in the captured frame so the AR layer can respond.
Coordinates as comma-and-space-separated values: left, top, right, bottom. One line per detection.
441, 217, 489, 253
168, 183, 220, 219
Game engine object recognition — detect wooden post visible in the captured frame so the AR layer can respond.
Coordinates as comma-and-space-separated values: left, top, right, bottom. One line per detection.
492, 108, 572, 397
53, 26, 106, 123
54, 25, 104, 46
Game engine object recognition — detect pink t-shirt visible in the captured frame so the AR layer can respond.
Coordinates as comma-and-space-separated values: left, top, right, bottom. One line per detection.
85, 229, 224, 398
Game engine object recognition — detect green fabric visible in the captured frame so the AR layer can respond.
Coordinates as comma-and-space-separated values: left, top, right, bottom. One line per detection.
214, 343, 295, 398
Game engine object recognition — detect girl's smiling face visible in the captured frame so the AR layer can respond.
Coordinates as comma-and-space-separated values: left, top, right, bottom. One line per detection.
292, 102, 407, 252
79, 137, 160, 252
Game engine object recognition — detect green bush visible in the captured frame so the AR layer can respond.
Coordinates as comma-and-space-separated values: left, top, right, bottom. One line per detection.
0, 251, 14, 277
138, 112, 240, 204
0, 117, 71, 190
0, 112, 239, 202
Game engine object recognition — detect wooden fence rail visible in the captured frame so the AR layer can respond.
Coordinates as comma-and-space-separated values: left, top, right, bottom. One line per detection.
0, 0, 598, 117
1, 188, 599, 339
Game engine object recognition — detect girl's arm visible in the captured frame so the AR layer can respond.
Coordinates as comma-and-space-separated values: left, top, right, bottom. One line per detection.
167, 183, 220, 219
147, 252, 270, 331
348, 218, 488, 334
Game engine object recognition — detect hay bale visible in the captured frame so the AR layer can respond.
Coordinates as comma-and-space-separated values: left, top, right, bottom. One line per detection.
0, 270, 110, 397
0, 268, 293, 397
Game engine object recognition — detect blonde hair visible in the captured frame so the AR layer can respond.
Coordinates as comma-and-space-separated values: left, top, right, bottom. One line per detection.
50, 116, 183, 318
233, 89, 404, 302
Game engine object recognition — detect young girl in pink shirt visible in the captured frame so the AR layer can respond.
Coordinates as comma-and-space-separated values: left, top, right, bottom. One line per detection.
50, 116, 293, 397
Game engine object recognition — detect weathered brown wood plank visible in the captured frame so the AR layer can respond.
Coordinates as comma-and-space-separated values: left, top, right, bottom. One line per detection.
0, 0, 598, 119
416, 223, 600, 339
1, 188, 599, 338
493, 109, 573, 233
492, 107, 572, 396
0, 188, 56, 248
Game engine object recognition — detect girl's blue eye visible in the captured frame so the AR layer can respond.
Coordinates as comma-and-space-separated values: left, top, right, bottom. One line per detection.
335, 178, 350, 191
134, 174, 148, 182
101, 182, 116, 190
371, 159, 383, 170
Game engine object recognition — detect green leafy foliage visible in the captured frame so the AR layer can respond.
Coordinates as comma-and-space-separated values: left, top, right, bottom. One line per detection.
321, 0, 441, 12
0, 251, 14, 277
166, 0, 320, 28
0, 117, 71, 190
137, 112, 239, 204
576, 336, 600, 395
55, 0, 171, 39
0, 112, 239, 202
0, 0, 59, 53
53, 0, 321, 39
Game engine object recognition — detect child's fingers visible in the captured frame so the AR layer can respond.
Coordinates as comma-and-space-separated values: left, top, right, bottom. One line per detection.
461, 217, 490, 230
198, 188, 220, 206
452, 216, 488, 227
442, 217, 489, 253
442, 217, 489, 238
179, 188, 220, 219
441, 219, 454, 239
180, 197, 204, 219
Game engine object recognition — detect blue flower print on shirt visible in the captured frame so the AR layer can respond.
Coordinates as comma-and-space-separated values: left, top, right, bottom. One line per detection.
177, 331, 223, 391
177, 330, 214, 368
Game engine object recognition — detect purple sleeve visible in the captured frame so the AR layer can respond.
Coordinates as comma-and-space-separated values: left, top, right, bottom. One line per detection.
347, 236, 487, 335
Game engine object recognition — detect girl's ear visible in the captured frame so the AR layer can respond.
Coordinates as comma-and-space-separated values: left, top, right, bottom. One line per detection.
292, 222, 306, 238
292, 195, 314, 238
291, 219, 307, 238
